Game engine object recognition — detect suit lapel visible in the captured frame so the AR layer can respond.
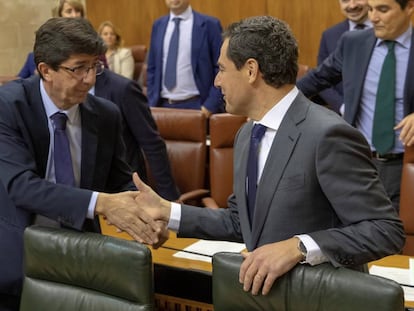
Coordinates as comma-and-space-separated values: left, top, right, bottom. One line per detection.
79, 96, 99, 189
21, 77, 50, 177
250, 95, 306, 248
191, 11, 205, 74
404, 29, 414, 116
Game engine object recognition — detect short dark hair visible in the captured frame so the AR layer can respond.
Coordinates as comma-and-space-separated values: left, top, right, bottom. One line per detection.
223, 16, 298, 88
395, 0, 409, 9
34, 17, 106, 71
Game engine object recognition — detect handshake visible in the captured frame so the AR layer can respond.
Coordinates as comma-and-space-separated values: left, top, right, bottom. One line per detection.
96, 172, 173, 248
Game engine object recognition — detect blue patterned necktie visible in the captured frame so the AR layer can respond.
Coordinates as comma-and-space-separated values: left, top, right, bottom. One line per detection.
372, 40, 396, 155
247, 123, 267, 223
51, 112, 75, 186
164, 17, 181, 90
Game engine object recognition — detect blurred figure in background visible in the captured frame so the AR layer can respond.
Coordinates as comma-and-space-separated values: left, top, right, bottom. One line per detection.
147, 0, 224, 117
315, 0, 371, 113
98, 21, 135, 80
17, 0, 86, 79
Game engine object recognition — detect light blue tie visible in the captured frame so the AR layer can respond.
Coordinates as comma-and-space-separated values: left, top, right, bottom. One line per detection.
164, 17, 181, 90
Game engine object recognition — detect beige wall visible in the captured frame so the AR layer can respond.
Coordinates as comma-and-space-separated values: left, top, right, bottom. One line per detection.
0, 0, 86, 76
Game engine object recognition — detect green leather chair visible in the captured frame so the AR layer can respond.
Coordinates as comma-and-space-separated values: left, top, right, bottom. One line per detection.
20, 226, 154, 311
212, 252, 404, 311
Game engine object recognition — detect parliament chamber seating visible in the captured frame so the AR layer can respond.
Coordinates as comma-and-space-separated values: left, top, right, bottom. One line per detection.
149, 107, 209, 205
400, 145, 414, 255
129, 44, 147, 81
202, 113, 247, 208
212, 252, 404, 311
20, 226, 153, 311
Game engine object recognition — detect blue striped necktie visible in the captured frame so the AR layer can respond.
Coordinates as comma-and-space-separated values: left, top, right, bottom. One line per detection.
51, 112, 75, 186
164, 17, 181, 90
247, 123, 267, 223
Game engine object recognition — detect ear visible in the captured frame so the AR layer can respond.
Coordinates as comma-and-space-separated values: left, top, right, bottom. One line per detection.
37, 62, 53, 81
245, 58, 259, 83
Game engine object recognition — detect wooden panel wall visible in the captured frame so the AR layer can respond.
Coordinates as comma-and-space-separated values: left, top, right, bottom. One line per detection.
85, 0, 344, 68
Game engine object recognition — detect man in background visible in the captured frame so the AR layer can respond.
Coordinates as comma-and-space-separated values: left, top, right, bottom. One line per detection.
297, 0, 414, 212
316, 0, 371, 113
94, 69, 180, 201
147, 0, 224, 117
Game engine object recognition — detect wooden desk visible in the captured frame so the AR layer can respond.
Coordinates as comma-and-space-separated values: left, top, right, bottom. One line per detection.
100, 217, 414, 309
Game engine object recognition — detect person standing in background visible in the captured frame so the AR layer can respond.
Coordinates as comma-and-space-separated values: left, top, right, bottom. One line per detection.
94, 68, 180, 201
98, 21, 135, 80
17, 0, 86, 79
316, 0, 371, 113
297, 0, 414, 213
147, 0, 224, 117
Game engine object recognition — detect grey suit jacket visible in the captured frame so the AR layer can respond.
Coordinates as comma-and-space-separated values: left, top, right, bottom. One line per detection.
297, 28, 414, 124
178, 92, 404, 268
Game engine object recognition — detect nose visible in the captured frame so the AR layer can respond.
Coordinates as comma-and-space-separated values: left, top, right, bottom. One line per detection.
214, 72, 221, 88
368, 9, 379, 22
83, 68, 96, 84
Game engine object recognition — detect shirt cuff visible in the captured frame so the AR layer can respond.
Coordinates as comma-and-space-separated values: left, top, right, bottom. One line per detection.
168, 201, 181, 231
88, 191, 99, 219
295, 234, 328, 266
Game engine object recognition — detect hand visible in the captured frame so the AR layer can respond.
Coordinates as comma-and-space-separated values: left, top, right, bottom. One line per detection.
95, 191, 161, 245
395, 113, 414, 147
133, 172, 172, 222
239, 237, 303, 295
152, 221, 170, 249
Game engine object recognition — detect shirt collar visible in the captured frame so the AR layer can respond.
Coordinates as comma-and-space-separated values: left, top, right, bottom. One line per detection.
376, 24, 412, 49
348, 19, 372, 30
170, 5, 192, 21
256, 86, 299, 131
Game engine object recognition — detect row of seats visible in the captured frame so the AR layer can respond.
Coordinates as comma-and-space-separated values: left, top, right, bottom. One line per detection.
149, 107, 247, 208
20, 226, 404, 310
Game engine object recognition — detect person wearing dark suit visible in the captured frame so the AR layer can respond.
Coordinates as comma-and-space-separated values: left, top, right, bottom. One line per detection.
17, 52, 36, 78
147, 0, 224, 117
0, 18, 160, 311
297, 0, 414, 212
133, 16, 405, 297
316, 0, 371, 113
94, 69, 180, 201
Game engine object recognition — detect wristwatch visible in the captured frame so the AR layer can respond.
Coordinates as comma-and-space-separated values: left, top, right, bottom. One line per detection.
298, 240, 307, 263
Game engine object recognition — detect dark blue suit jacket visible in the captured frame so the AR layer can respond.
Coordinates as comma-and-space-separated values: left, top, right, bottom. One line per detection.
316, 19, 349, 113
147, 10, 224, 113
17, 52, 36, 78
95, 70, 180, 200
0, 76, 135, 298
298, 28, 414, 125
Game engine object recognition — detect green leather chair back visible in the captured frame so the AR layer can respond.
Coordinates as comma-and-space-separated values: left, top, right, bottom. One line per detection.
212, 252, 404, 311
20, 226, 153, 311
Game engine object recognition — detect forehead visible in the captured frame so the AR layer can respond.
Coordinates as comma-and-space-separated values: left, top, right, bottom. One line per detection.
367, 0, 399, 7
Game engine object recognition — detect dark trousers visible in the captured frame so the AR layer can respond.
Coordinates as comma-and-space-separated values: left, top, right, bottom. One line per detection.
372, 157, 403, 213
0, 293, 20, 311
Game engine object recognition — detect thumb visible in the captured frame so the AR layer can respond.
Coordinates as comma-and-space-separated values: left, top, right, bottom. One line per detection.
132, 172, 148, 191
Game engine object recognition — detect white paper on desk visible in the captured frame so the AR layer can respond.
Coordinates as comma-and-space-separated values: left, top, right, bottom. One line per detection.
370, 265, 414, 303
369, 265, 413, 286
173, 240, 246, 263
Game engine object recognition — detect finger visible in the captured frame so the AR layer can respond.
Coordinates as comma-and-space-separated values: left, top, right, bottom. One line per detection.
261, 273, 277, 295
133, 172, 149, 192
239, 252, 252, 283
251, 273, 265, 295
